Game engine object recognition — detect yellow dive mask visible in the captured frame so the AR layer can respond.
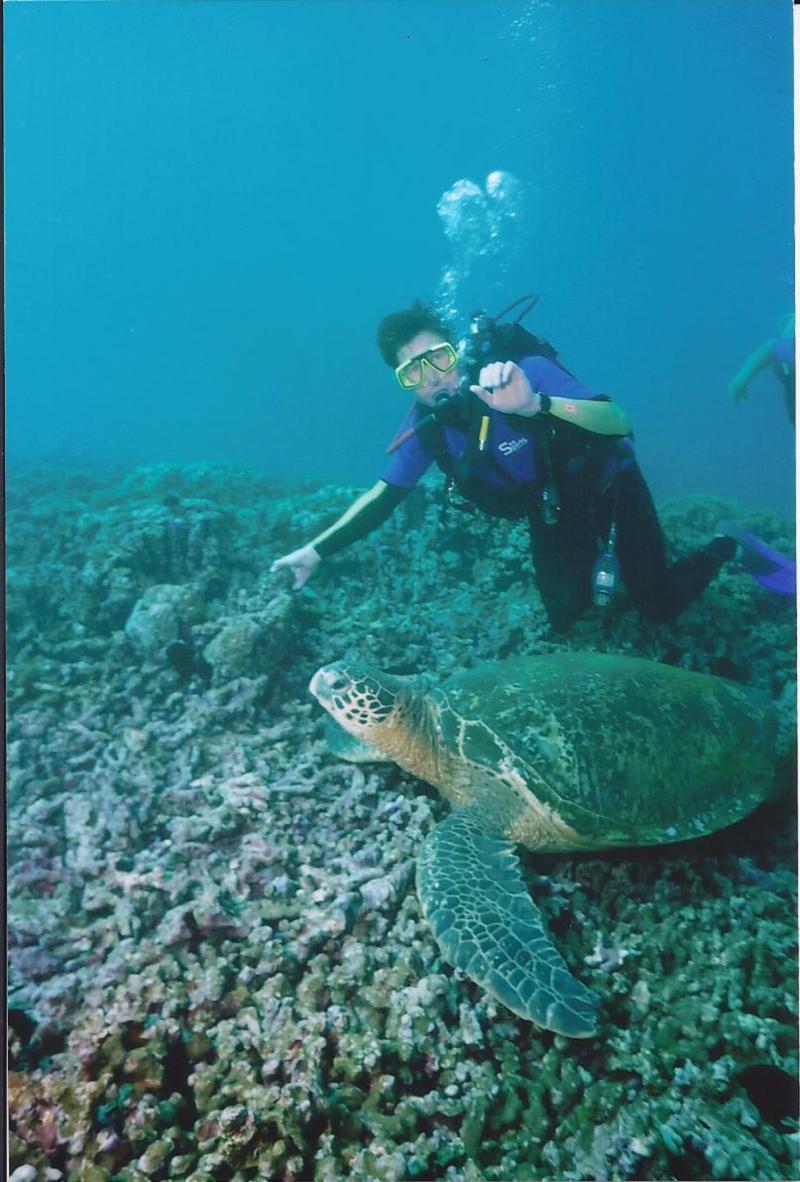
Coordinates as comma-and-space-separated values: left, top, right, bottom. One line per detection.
394, 342, 459, 391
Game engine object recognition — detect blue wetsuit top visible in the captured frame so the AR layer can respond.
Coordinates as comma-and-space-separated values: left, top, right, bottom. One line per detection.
380, 356, 602, 489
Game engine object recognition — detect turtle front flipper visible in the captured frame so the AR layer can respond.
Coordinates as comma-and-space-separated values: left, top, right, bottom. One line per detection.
416, 810, 599, 1038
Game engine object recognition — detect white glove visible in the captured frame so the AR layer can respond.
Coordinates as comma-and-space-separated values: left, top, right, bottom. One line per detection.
270, 544, 321, 590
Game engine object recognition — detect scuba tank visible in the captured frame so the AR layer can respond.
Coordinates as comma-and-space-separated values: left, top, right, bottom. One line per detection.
540, 478, 561, 527
459, 294, 570, 383
592, 521, 619, 607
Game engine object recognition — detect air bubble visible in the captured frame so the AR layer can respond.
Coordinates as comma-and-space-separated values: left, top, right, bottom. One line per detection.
435, 170, 527, 321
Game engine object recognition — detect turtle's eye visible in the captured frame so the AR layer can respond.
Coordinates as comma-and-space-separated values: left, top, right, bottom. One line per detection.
327, 671, 352, 696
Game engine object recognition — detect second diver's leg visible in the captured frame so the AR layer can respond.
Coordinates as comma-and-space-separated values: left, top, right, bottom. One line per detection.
781, 370, 796, 426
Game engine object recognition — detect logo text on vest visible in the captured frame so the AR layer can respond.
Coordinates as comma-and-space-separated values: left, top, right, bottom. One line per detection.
498, 437, 528, 456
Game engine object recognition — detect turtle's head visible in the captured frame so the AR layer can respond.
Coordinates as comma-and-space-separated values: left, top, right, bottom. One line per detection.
309, 662, 412, 749
310, 663, 408, 736
311, 661, 444, 786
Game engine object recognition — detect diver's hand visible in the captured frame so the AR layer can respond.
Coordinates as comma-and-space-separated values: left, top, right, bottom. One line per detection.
470, 361, 542, 417
728, 378, 749, 403
270, 544, 321, 590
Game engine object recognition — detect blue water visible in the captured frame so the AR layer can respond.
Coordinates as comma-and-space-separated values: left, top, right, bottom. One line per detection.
5, 0, 794, 516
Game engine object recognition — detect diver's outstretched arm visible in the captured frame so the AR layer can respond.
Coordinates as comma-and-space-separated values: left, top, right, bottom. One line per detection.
270, 480, 408, 589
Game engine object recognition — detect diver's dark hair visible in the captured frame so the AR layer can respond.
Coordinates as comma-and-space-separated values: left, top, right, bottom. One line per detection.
377, 301, 455, 367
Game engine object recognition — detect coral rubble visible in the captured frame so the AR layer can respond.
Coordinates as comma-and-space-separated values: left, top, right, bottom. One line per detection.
7, 462, 798, 1181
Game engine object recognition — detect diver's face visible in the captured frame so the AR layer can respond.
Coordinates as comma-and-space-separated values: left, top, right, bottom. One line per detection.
396, 330, 462, 408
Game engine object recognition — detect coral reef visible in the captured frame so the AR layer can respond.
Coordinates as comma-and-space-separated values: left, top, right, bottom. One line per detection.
7, 461, 798, 1181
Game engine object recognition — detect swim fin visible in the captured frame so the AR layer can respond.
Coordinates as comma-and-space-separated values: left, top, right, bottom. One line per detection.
716, 521, 796, 596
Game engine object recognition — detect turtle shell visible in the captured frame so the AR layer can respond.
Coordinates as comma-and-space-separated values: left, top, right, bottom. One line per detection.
431, 652, 777, 849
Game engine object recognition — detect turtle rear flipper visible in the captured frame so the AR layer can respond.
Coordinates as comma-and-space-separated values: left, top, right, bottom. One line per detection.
416, 810, 599, 1038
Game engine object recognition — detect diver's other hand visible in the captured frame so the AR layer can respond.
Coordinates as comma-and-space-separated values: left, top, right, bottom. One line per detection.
270, 544, 321, 589
728, 378, 749, 403
470, 361, 542, 417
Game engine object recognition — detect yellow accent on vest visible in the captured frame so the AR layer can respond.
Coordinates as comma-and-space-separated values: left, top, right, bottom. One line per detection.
547, 396, 631, 436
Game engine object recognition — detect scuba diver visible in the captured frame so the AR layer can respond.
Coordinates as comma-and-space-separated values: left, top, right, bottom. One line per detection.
729, 312, 795, 425
272, 299, 794, 631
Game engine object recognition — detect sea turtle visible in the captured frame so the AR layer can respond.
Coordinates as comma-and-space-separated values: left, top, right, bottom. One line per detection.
309, 651, 778, 1038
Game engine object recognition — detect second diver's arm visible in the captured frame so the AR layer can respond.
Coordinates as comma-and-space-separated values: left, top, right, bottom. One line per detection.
729, 338, 778, 400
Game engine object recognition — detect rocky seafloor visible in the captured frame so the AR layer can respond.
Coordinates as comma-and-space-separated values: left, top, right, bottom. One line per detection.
7, 461, 799, 1182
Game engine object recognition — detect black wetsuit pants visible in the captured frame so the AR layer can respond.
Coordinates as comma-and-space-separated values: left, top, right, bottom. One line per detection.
527, 461, 734, 632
